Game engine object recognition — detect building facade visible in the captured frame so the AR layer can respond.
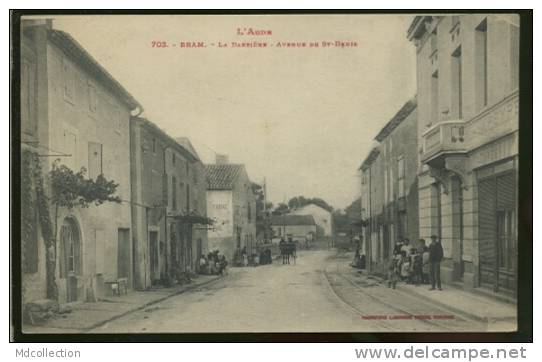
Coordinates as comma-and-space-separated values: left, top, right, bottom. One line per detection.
407, 15, 519, 297
270, 215, 317, 242
21, 20, 142, 305
130, 117, 208, 289
289, 204, 333, 238
206, 163, 257, 262
359, 99, 419, 274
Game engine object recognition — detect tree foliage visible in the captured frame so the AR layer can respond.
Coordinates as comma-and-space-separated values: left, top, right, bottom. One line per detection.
272, 202, 289, 215
287, 196, 333, 212
50, 160, 122, 209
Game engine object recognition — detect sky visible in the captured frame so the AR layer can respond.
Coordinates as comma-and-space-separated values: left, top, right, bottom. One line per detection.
50, 14, 417, 209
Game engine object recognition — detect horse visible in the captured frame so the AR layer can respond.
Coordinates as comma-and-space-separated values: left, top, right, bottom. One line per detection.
280, 242, 297, 265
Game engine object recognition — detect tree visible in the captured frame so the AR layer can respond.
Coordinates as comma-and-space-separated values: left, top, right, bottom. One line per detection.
287, 196, 333, 212
272, 202, 289, 215
345, 197, 362, 223
251, 182, 272, 240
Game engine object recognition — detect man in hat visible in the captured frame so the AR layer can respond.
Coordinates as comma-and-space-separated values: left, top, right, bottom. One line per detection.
428, 234, 444, 290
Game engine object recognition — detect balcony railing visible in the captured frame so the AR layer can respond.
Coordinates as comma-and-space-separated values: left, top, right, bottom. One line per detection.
421, 120, 467, 164
421, 90, 519, 165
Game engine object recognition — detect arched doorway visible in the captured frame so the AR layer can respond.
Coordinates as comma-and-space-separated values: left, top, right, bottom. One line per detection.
59, 217, 82, 302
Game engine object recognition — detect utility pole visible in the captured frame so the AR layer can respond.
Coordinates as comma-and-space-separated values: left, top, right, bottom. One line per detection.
263, 177, 268, 242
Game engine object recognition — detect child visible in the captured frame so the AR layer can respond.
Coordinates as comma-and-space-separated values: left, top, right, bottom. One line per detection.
387, 254, 400, 289
422, 246, 430, 284
411, 248, 423, 286
400, 251, 410, 282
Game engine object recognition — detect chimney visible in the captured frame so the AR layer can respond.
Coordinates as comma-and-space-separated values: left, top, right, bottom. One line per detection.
216, 154, 229, 164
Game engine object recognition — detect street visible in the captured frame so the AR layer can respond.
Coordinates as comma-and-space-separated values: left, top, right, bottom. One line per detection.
90, 250, 486, 333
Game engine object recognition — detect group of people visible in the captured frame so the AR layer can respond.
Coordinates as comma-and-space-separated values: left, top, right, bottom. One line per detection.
387, 235, 444, 291
199, 250, 228, 276
233, 246, 273, 267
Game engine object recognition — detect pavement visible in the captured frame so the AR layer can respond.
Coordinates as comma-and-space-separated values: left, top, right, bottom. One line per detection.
89, 250, 365, 333
334, 251, 517, 331
22, 274, 222, 334
22, 249, 517, 333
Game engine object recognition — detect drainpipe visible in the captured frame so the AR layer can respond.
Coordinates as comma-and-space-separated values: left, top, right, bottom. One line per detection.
368, 166, 372, 273
162, 144, 173, 280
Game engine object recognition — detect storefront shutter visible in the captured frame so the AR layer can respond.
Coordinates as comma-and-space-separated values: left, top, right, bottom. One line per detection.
478, 177, 496, 287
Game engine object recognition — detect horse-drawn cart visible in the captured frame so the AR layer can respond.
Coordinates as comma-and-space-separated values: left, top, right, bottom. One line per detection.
279, 242, 297, 264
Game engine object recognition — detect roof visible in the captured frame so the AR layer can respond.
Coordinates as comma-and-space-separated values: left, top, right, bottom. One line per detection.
359, 146, 381, 170
271, 214, 316, 226
131, 117, 198, 163
205, 164, 245, 190
175, 137, 201, 161
48, 29, 143, 111
374, 97, 417, 142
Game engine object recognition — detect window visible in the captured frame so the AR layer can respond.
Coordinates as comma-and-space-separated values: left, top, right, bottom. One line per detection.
152, 138, 156, 153
62, 57, 75, 104
451, 16, 460, 29
431, 71, 439, 124
172, 175, 177, 210
398, 156, 405, 198
172, 153, 176, 165
475, 18, 488, 110
88, 82, 97, 113
430, 29, 438, 53
62, 129, 77, 170
186, 183, 190, 212
247, 202, 252, 223
88, 142, 103, 179
510, 23, 519, 90
383, 165, 388, 203
162, 173, 169, 205
21, 59, 37, 136
451, 46, 463, 119
389, 165, 394, 201
114, 107, 122, 133
497, 209, 516, 270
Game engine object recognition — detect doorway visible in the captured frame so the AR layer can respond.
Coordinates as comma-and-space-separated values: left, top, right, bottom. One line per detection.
451, 177, 464, 281
60, 217, 82, 302
149, 230, 159, 282
117, 228, 131, 285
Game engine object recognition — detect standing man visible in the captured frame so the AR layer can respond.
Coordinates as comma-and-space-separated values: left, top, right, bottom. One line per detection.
428, 235, 444, 290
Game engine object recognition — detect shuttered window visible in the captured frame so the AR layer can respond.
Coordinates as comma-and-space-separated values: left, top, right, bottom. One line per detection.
88, 142, 103, 179
21, 59, 37, 136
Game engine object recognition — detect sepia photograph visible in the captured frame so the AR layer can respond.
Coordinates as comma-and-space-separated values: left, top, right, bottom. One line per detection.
11, 11, 532, 341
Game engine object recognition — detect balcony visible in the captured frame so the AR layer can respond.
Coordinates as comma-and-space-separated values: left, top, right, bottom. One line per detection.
421, 119, 468, 167
421, 91, 519, 168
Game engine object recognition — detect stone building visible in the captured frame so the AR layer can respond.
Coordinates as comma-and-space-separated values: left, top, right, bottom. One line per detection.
130, 117, 208, 289
270, 214, 317, 242
206, 161, 257, 262
359, 99, 419, 274
21, 20, 142, 305
407, 15, 519, 297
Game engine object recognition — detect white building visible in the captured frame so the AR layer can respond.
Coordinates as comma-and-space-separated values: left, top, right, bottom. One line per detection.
290, 204, 333, 238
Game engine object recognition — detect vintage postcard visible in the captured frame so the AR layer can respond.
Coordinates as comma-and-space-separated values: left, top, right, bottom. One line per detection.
13, 12, 528, 338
